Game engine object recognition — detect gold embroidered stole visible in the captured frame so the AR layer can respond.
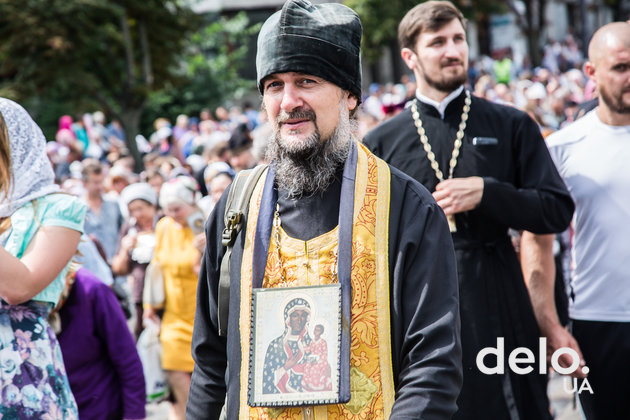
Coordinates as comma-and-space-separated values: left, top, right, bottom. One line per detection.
239, 143, 394, 419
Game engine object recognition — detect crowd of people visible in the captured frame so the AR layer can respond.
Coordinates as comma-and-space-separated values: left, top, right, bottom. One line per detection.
360, 47, 593, 140
1, 0, 629, 419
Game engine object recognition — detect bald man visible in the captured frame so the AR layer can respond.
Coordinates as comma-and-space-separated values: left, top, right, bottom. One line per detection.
546, 21, 630, 419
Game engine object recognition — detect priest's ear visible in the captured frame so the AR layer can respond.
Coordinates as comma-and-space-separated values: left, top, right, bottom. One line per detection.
401, 48, 419, 70
345, 92, 359, 118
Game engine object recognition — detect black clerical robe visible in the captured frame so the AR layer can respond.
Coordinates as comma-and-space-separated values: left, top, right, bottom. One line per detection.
187, 158, 462, 419
364, 90, 574, 420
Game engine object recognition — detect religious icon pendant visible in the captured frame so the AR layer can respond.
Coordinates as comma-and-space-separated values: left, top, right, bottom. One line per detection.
447, 214, 457, 233
248, 284, 345, 407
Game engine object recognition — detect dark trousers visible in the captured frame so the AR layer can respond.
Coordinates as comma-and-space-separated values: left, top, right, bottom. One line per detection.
571, 319, 630, 420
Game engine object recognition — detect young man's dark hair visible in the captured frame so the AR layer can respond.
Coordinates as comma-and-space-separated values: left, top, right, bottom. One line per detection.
398, 0, 466, 50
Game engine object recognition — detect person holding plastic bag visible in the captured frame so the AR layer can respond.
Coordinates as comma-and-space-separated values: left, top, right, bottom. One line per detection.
144, 176, 206, 420
112, 182, 159, 339
137, 317, 169, 403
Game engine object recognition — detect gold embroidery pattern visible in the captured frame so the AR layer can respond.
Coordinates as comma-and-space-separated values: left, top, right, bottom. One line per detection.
374, 147, 395, 417
243, 144, 392, 419
345, 367, 379, 414
263, 227, 339, 289
252, 227, 339, 419
325, 150, 383, 419
239, 171, 267, 419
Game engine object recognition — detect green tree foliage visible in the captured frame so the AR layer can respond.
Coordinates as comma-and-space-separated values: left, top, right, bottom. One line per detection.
344, 0, 505, 62
0, 0, 198, 169
343, 0, 411, 63
506, 0, 546, 67
141, 12, 261, 135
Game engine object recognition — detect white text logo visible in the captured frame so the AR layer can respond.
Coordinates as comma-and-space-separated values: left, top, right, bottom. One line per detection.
476, 338, 593, 394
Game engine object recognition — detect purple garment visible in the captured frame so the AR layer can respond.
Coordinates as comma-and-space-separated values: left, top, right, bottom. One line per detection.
58, 268, 146, 420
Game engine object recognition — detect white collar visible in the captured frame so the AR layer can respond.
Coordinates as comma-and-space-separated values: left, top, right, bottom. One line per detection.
415, 85, 465, 119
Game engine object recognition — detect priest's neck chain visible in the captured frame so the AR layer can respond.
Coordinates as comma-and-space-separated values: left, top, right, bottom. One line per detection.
411, 90, 471, 232
273, 203, 338, 287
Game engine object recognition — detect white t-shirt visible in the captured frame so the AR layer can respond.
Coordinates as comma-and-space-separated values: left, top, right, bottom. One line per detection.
547, 110, 630, 322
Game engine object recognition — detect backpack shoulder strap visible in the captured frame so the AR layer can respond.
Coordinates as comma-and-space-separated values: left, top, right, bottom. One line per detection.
217, 164, 268, 336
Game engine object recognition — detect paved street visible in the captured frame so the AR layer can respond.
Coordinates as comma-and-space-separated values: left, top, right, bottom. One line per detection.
145, 373, 585, 419
147, 400, 170, 419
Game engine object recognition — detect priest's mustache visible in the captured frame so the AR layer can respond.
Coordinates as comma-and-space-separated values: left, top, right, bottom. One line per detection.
277, 109, 316, 125
441, 58, 463, 67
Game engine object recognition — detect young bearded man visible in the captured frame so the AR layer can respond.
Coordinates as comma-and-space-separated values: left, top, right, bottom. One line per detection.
363, 2, 575, 419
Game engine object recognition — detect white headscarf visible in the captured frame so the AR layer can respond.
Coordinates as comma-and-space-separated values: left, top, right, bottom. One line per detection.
121, 182, 158, 209
159, 176, 198, 209
0, 98, 59, 217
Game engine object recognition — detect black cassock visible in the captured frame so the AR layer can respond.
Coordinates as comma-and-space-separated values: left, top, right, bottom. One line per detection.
364, 90, 574, 420
188, 160, 463, 419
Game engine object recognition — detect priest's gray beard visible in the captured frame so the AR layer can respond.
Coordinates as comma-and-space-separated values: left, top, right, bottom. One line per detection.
266, 102, 356, 198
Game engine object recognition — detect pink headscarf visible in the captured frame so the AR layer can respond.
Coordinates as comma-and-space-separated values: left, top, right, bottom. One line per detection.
56, 115, 76, 146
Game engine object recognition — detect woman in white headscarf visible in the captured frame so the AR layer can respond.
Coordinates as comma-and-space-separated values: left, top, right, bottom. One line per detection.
144, 175, 205, 420
0, 98, 86, 418
112, 182, 160, 339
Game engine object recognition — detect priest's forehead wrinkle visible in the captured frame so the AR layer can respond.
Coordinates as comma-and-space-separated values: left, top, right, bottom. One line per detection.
588, 22, 630, 63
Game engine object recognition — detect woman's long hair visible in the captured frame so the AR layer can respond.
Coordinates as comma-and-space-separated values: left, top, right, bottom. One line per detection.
0, 111, 11, 199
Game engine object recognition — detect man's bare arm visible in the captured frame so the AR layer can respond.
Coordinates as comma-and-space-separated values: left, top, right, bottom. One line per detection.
520, 231, 586, 378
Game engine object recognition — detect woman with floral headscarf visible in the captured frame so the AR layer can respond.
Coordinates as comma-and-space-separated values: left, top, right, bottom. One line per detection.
143, 175, 206, 420
0, 98, 86, 418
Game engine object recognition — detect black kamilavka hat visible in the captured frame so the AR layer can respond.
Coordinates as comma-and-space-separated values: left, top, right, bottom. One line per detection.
256, 0, 363, 102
